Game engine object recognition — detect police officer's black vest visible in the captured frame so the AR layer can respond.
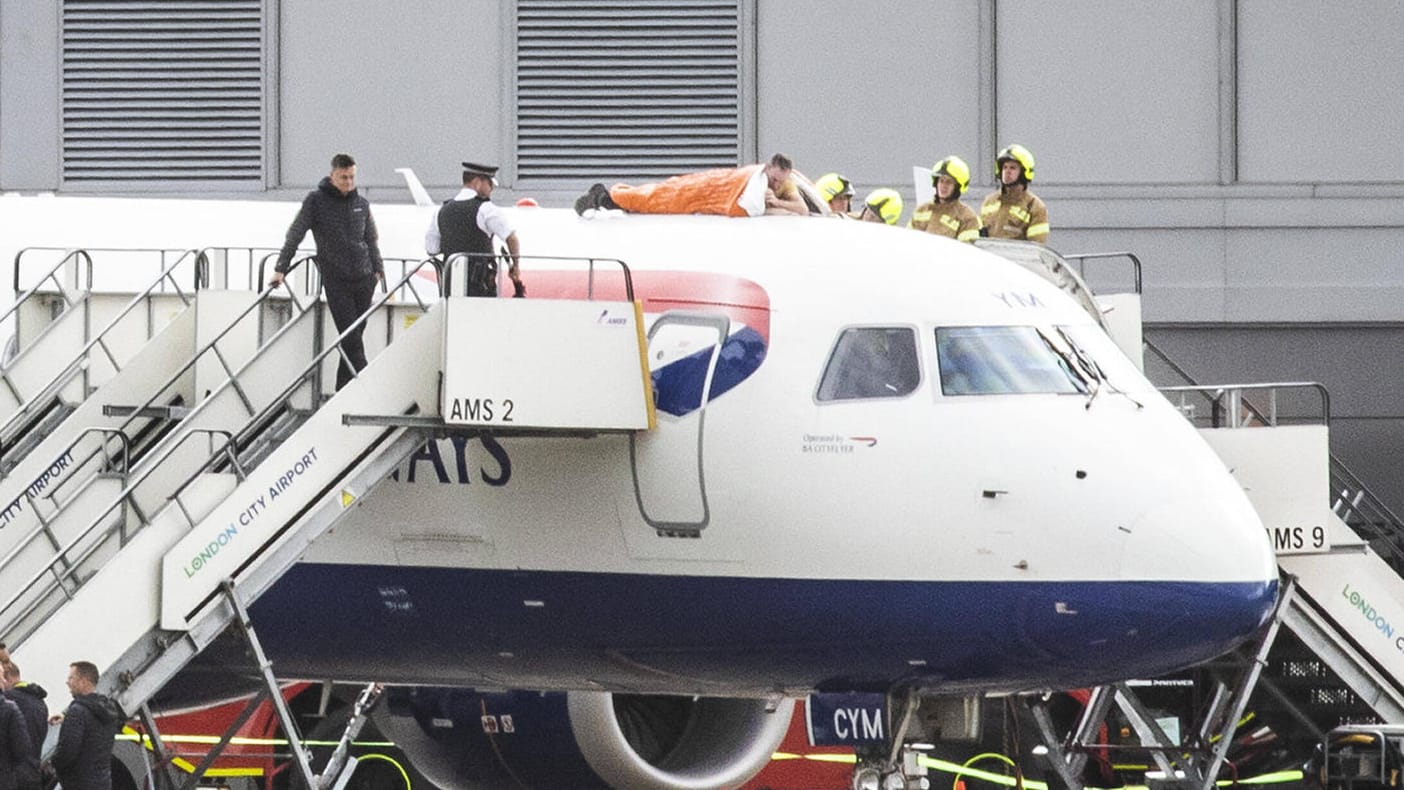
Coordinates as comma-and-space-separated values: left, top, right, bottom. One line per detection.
437, 196, 496, 296
438, 196, 494, 258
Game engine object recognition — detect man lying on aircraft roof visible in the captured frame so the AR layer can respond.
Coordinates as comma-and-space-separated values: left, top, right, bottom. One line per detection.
574, 153, 815, 218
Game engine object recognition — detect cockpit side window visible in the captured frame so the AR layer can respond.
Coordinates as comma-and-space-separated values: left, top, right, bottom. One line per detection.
817, 327, 920, 401
936, 326, 1089, 396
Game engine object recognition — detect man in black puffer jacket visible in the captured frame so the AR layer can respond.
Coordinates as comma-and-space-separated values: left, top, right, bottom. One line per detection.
3, 661, 48, 765
0, 694, 36, 790
49, 661, 122, 790
271, 153, 385, 390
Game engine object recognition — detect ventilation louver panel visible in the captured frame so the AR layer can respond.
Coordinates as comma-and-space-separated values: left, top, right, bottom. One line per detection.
62, 0, 264, 186
517, 0, 741, 181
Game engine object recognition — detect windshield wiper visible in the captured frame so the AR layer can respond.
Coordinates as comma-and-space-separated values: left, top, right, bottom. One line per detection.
1034, 328, 1092, 398
1057, 327, 1143, 410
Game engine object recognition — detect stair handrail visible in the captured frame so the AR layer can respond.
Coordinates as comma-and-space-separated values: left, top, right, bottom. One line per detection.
1062, 251, 1144, 295
3, 249, 95, 353
19, 254, 320, 513
1329, 457, 1404, 573
92, 255, 322, 448
169, 257, 443, 502
438, 252, 635, 301
0, 253, 334, 644
1147, 337, 1404, 574
974, 239, 1108, 330
0, 426, 238, 646
0, 257, 439, 650
8, 246, 201, 341
196, 247, 289, 292
0, 425, 131, 615
0, 250, 206, 458
252, 252, 433, 299
1157, 382, 1330, 428
0, 257, 323, 604
0, 425, 130, 613
9, 247, 94, 297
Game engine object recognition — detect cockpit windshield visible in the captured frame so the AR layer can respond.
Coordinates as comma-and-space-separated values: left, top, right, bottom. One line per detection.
936, 326, 1090, 396
817, 327, 921, 401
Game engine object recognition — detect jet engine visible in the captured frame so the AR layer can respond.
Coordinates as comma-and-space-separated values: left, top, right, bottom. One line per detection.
375, 688, 793, 790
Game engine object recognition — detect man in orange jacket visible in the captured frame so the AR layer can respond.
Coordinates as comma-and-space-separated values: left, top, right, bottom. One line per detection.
575, 153, 809, 217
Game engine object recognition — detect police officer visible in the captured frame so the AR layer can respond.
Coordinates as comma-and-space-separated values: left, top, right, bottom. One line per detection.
814, 173, 855, 216
980, 144, 1049, 243
910, 156, 981, 242
426, 162, 524, 297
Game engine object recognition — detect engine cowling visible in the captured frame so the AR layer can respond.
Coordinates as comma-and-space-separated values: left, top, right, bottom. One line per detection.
375, 688, 794, 790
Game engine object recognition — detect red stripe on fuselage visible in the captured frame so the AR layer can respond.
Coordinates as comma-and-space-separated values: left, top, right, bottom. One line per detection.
424, 269, 771, 344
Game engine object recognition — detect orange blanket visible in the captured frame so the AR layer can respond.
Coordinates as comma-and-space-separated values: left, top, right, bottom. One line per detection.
609, 165, 761, 217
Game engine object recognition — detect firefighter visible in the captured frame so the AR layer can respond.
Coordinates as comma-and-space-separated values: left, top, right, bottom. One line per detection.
980, 144, 1049, 243
858, 188, 904, 225
910, 156, 980, 242
815, 173, 856, 216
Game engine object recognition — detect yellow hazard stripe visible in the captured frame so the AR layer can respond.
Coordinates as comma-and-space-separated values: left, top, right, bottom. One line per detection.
767, 749, 1302, 789
355, 753, 413, 790
120, 724, 399, 781
119, 731, 394, 748
633, 299, 656, 431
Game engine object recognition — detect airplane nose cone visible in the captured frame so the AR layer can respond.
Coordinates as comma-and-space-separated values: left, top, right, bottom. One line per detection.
1116, 488, 1279, 668
1122, 489, 1276, 584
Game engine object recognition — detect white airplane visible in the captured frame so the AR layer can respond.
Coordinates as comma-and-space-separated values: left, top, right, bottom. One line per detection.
0, 189, 1278, 790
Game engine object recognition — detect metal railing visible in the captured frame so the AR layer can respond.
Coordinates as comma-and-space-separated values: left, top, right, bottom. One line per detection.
1063, 250, 1144, 295
0, 257, 443, 650
0, 426, 237, 647
165, 255, 440, 540
1147, 337, 1404, 576
0, 256, 327, 643
9, 247, 202, 337
0, 425, 131, 633
0, 251, 206, 471
439, 251, 635, 300
973, 239, 1111, 330
2, 249, 95, 364
1158, 382, 1330, 429
9, 247, 93, 297
252, 253, 433, 298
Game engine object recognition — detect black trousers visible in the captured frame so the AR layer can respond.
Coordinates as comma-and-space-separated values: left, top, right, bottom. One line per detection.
324, 275, 377, 391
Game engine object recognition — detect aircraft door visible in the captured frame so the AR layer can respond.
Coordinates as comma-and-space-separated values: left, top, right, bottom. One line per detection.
629, 311, 729, 534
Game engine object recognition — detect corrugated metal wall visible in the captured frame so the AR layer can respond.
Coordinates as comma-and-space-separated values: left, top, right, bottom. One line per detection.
515, 0, 741, 180
60, 0, 263, 185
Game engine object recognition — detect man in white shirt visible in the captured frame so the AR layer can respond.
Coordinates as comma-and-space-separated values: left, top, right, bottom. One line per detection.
426, 162, 524, 297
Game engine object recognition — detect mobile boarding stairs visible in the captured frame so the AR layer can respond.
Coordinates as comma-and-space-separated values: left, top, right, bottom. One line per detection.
980, 241, 1404, 790
0, 249, 656, 790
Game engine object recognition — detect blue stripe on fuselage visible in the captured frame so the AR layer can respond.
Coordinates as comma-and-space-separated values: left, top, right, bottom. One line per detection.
249, 565, 1276, 693
653, 325, 767, 417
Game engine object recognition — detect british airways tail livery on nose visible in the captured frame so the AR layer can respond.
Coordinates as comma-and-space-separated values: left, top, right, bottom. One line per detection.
0, 189, 1277, 790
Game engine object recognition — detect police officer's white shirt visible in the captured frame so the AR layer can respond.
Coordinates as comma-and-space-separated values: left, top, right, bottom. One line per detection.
424, 188, 518, 255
